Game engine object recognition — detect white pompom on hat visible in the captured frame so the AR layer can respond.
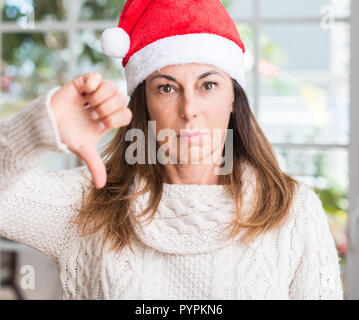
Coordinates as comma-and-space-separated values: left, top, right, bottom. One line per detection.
100, 0, 246, 97
101, 27, 130, 59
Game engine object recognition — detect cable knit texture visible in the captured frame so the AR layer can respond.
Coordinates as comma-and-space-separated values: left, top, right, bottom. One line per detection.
0, 87, 344, 300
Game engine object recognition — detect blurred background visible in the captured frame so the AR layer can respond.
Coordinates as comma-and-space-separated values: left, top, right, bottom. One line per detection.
0, 0, 357, 299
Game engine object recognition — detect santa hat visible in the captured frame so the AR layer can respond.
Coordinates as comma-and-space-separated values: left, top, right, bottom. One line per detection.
101, 0, 246, 97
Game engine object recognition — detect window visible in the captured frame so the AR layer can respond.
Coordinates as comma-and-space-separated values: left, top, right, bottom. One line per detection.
226, 0, 351, 298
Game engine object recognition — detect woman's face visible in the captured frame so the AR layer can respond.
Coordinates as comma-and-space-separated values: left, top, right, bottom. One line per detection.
145, 63, 234, 164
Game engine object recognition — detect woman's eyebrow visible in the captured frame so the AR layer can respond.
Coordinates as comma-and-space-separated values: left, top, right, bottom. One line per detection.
149, 70, 224, 83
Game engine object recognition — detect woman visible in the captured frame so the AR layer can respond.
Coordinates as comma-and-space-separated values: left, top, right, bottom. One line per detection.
0, 0, 343, 299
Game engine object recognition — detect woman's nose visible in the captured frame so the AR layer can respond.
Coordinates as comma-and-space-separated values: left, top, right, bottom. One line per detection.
179, 95, 199, 120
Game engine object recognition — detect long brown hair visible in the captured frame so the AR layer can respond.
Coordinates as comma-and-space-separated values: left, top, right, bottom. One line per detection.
74, 78, 299, 254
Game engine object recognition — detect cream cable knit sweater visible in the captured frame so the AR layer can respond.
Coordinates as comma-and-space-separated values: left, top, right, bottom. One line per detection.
0, 87, 344, 300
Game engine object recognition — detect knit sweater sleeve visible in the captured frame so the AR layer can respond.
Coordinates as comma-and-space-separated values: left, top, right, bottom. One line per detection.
289, 186, 344, 300
0, 87, 92, 261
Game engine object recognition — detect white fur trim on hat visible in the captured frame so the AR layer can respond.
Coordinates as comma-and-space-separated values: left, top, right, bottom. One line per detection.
124, 33, 246, 96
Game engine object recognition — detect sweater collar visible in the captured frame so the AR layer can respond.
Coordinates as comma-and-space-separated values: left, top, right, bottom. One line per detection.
130, 161, 256, 255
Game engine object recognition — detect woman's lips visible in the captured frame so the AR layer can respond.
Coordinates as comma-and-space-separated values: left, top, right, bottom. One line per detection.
180, 135, 203, 142
177, 129, 209, 142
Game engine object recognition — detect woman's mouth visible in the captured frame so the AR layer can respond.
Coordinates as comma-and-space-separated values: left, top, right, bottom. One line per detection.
177, 129, 209, 142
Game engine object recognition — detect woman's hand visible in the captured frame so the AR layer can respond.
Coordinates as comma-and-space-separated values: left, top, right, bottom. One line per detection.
50, 72, 132, 189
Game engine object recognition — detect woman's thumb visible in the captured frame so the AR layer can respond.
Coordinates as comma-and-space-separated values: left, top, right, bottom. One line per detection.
80, 147, 107, 189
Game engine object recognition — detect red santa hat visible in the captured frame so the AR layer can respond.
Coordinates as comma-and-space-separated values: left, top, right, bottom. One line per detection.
101, 0, 246, 97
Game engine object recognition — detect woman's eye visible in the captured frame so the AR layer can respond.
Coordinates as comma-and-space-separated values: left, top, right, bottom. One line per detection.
158, 82, 217, 94
158, 84, 174, 94
202, 81, 217, 91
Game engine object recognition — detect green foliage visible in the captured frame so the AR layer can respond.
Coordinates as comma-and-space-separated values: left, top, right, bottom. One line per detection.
315, 185, 348, 218
268, 77, 297, 95
221, 0, 234, 9
260, 35, 288, 67
236, 23, 253, 50
313, 153, 348, 221
1, 0, 65, 21
80, 0, 126, 20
